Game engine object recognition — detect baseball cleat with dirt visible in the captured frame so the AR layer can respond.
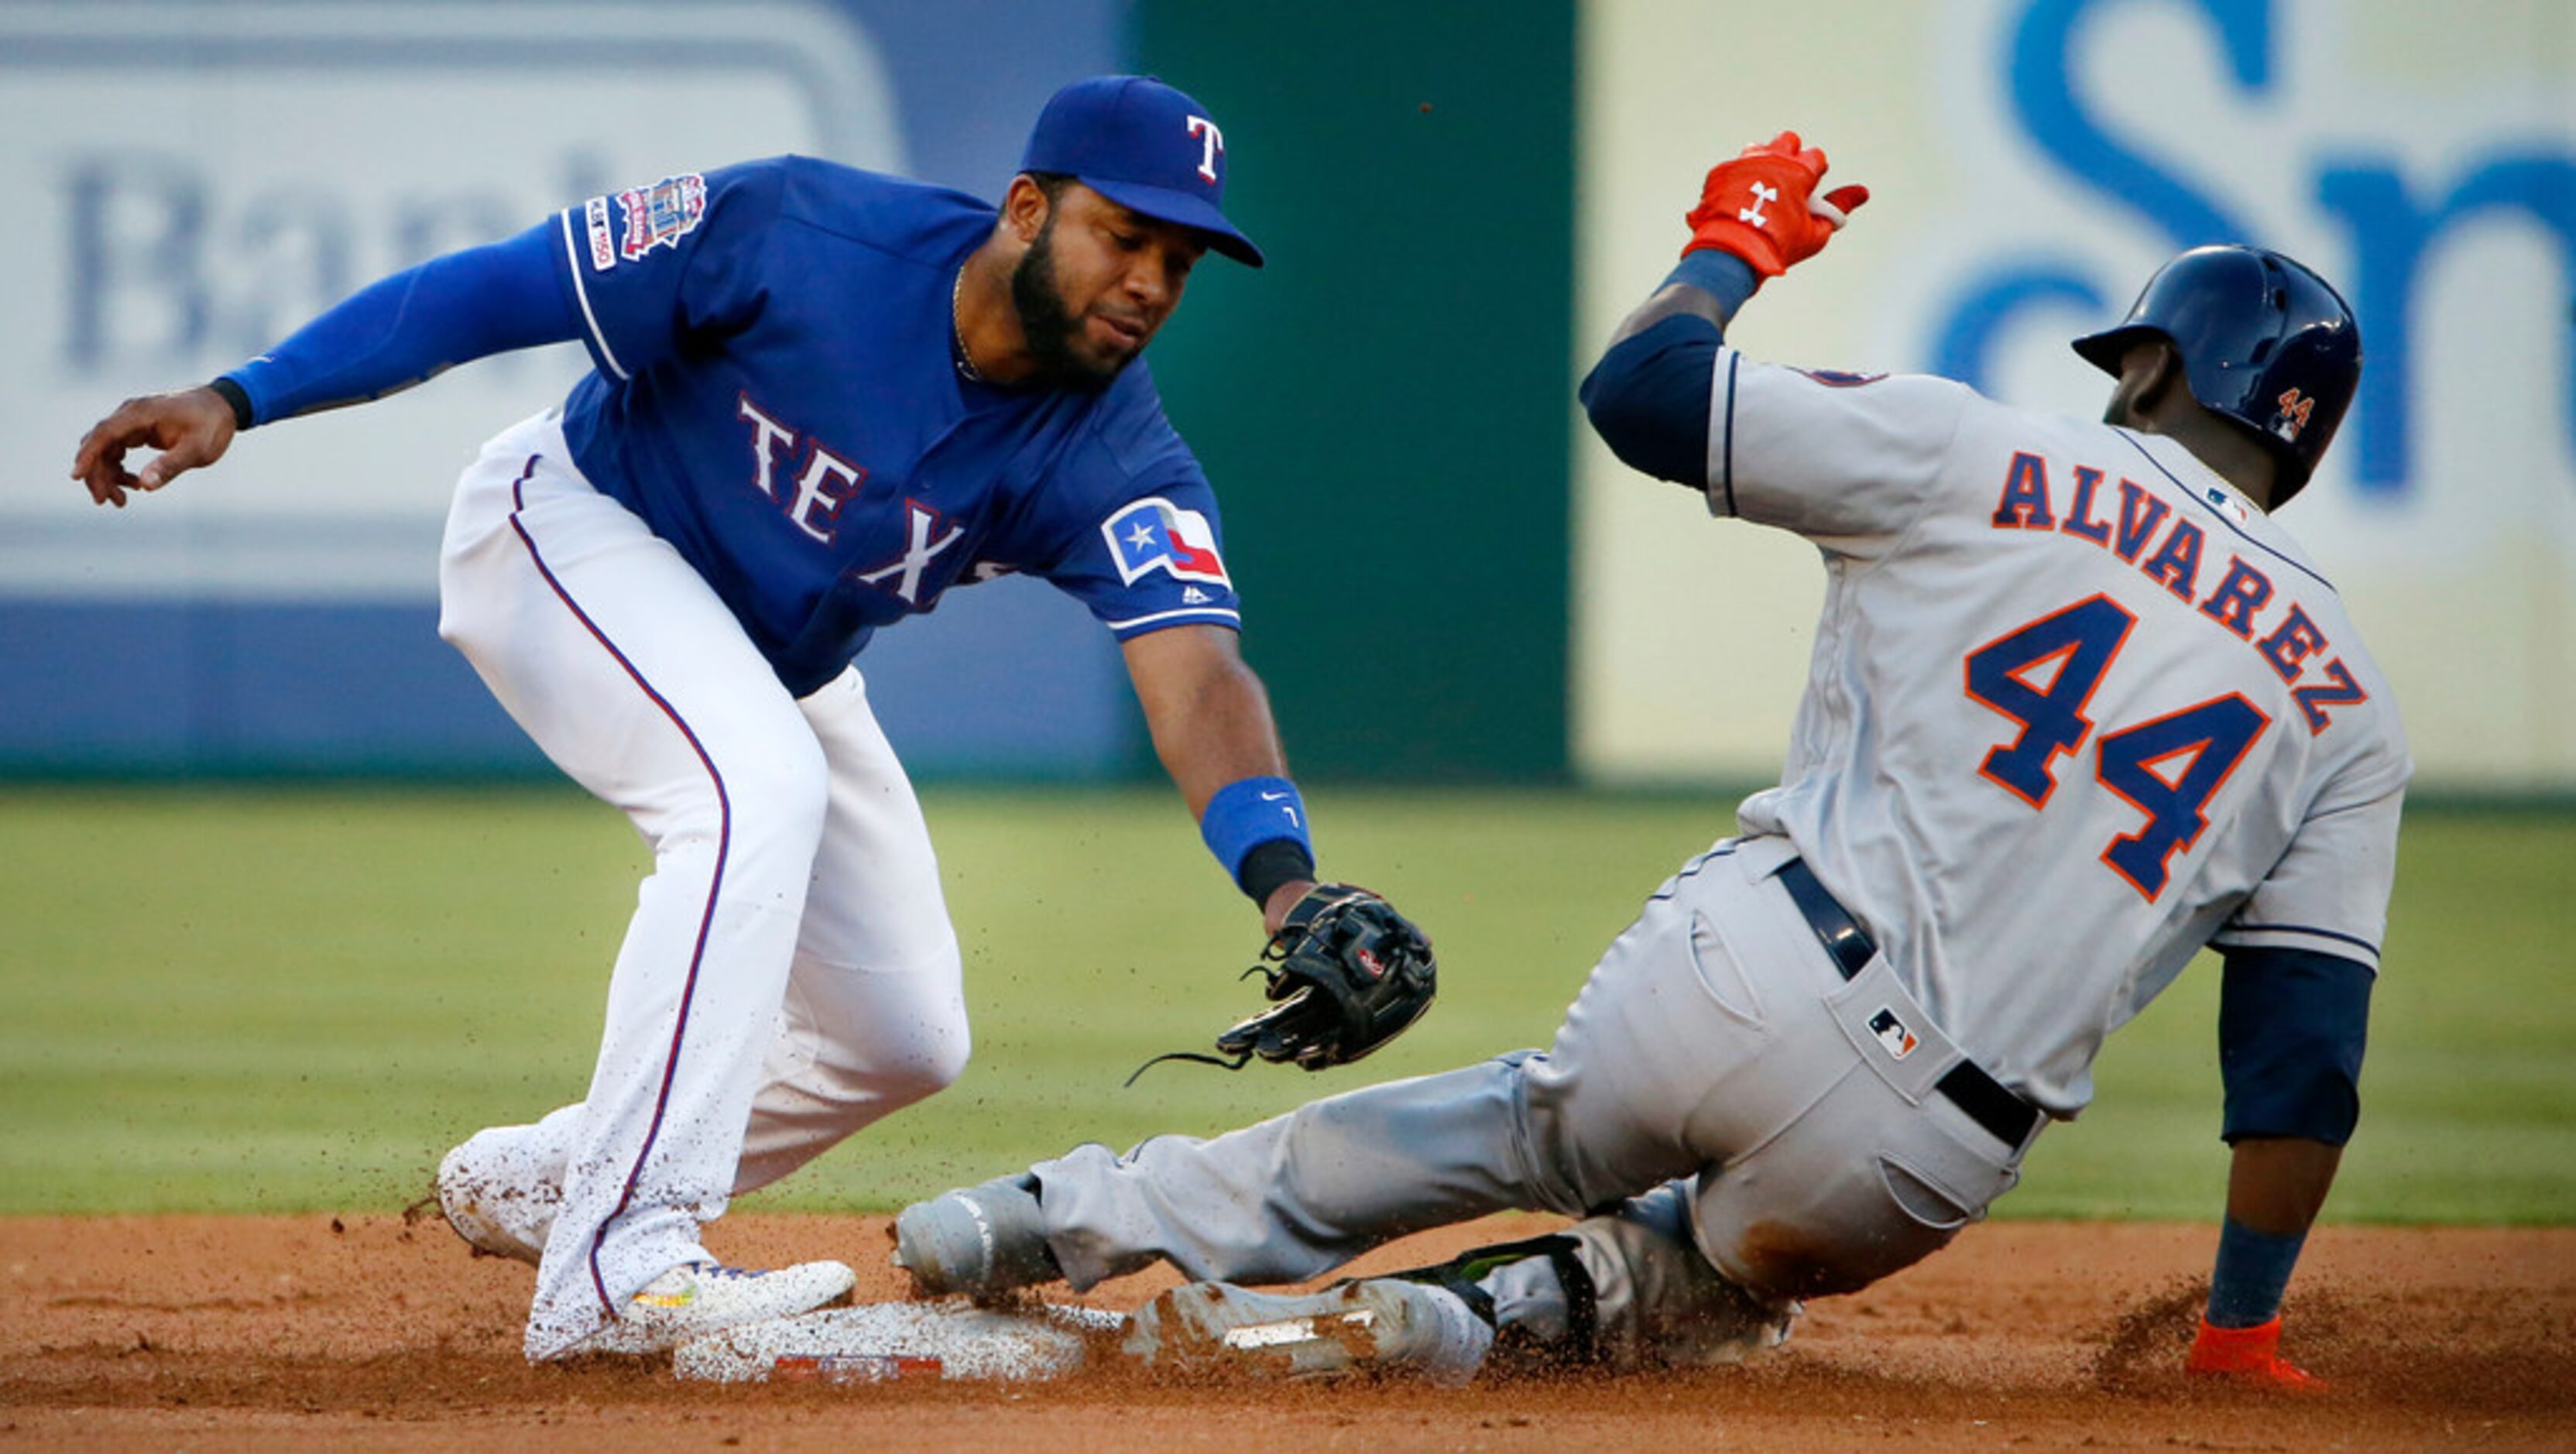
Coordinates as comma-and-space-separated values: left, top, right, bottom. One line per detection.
557, 1259, 859, 1358
893, 1173, 1060, 1298
1123, 1277, 1495, 1386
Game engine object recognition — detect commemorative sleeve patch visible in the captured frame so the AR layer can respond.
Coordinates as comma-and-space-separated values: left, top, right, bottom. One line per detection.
1102, 496, 1230, 587
615, 173, 709, 262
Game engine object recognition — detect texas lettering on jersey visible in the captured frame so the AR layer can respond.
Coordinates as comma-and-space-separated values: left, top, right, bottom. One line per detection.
552, 158, 1244, 694
1985, 451, 2369, 735
734, 394, 969, 607
737, 393, 868, 545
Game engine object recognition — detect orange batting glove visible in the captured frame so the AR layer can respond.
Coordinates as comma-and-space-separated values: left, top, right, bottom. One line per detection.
2186, 1315, 2327, 1393
1682, 130, 1870, 276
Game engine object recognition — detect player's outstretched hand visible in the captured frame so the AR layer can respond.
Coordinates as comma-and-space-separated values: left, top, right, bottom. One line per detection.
1683, 130, 1870, 277
2185, 1315, 2327, 1393
72, 386, 238, 508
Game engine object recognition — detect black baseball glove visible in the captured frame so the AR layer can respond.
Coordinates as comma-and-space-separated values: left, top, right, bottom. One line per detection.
1214, 883, 1437, 1071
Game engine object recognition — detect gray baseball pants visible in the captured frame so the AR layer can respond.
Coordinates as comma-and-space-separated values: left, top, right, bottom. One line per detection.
1027, 835, 2043, 1361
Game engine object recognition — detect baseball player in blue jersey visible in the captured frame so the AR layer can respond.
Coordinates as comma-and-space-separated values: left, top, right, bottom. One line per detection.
894, 132, 2403, 1393
70, 76, 1434, 1362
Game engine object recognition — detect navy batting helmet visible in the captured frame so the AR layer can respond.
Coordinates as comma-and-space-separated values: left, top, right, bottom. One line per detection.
2073, 245, 2360, 502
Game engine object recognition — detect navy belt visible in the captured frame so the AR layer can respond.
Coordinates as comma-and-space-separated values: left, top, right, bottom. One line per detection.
1775, 857, 2041, 1148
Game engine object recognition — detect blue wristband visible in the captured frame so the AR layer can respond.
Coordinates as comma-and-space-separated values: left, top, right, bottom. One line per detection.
1664, 249, 1761, 325
2207, 1216, 2307, 1329
1200, 776, 1312, 884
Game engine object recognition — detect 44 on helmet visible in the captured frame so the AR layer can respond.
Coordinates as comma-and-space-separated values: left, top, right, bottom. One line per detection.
2073, 244, 2361, 503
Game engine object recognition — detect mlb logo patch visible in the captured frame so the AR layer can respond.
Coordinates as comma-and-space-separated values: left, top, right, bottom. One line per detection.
1103, 497, 1230, 587
1866, 1006, 1919, 1061
584, 196, 616, 272
617, 173, 708, 262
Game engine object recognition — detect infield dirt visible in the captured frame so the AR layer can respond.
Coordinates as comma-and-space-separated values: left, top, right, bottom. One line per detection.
3, 1212, 2569, 1450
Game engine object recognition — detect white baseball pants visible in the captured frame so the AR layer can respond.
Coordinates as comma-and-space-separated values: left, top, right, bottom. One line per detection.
436, 412, 967, 1360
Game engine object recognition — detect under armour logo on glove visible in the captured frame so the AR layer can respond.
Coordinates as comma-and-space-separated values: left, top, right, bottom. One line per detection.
1684, 130, 1871, 278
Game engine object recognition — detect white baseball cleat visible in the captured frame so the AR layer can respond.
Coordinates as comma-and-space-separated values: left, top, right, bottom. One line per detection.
892, 1174, 1058, 1298
1123, 1277, 1496, 1387
559, 1260, 859, 1357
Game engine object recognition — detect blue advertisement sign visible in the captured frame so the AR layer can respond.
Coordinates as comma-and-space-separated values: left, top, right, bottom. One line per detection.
2, 0, 1130, 775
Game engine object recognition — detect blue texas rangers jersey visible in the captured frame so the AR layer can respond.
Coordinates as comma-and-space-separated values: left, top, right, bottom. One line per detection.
547, 157, 1241, 695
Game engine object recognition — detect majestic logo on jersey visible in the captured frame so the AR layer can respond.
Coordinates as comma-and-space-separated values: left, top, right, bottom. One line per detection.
616, 173, 708, 262
1865, 1007, 1919, 1061
1103, 497, 1230, 587
1186, 115, 1225, 183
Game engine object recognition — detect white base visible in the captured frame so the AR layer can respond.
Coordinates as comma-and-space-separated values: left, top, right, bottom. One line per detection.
673, 1301, 1125, 1384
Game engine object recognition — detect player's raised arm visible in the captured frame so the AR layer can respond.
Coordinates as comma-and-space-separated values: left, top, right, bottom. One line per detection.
1581, 130, 1868, 486
69, 221, 581, 507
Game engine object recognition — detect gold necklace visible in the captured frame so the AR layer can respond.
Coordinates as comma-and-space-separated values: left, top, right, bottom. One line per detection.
951, 266, 987, 384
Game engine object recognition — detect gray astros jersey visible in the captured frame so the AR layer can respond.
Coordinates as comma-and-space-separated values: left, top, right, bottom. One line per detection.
1708, 350, 2412, 1115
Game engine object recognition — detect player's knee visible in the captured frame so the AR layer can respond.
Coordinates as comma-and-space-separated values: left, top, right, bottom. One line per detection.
814, 1020, 972, 1122
887, 969, 974, 1098
815, 960, 973, 1109
710, 730, 832, 858
889, 1022, 972, 1101
1702, 1152, 1978, 1301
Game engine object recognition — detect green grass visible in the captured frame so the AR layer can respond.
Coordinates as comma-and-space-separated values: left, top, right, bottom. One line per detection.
1, 787, 2567, 1224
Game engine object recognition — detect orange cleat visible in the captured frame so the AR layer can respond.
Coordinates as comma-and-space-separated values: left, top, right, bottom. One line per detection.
2185, 1315, 2327, 1393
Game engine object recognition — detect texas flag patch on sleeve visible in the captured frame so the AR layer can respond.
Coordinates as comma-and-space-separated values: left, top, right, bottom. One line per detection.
1102, 497, 1230, 586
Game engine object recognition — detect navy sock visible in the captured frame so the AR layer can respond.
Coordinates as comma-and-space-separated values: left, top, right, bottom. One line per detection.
2207, 1216, 2307, 1328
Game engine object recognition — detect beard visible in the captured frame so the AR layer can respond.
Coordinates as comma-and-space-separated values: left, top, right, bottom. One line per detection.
1010, 217, 1130, 393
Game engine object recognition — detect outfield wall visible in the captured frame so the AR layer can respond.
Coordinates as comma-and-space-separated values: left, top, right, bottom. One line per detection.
1130, 0, 1578, 784
1575, 0, 2576, 793
4, 0, 2567, 794
0, 0, 1137, 777
0, 0, 1579, 784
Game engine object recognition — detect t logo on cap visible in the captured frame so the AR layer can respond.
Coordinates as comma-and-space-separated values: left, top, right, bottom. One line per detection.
1186, 115, 1223, 184
1021, 75, 1264, 268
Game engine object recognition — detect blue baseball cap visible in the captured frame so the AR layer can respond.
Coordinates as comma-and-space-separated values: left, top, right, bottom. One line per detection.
1020, 75, 1264, 268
